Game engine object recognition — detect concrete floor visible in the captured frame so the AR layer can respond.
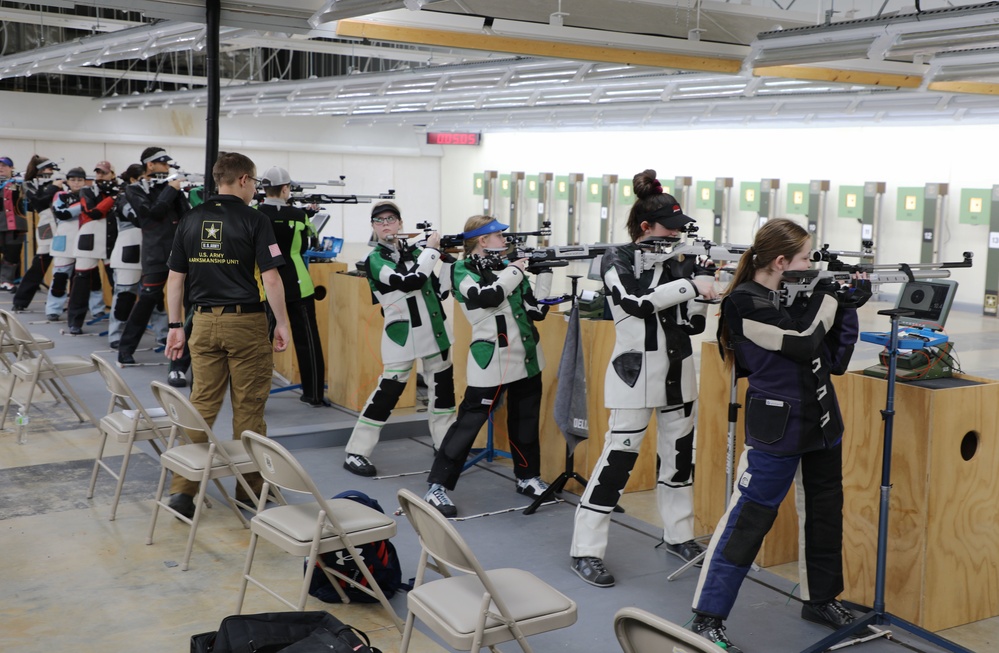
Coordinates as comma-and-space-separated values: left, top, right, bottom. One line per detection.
1, 291, 997, 652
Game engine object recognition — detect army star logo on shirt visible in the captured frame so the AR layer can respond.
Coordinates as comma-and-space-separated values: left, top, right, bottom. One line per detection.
201, 220, 222, 250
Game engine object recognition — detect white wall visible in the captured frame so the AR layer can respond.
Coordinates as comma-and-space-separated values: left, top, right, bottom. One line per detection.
0, 90, 441, 264
439, 125, 998, 307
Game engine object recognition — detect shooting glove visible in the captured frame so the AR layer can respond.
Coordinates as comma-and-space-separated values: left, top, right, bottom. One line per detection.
837, 278, 872, 309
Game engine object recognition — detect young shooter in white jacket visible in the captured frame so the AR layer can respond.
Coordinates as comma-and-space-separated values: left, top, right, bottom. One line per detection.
569, 169, 718, 588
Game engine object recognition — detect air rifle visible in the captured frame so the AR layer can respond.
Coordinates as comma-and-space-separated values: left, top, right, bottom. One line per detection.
780, 251, 973, 305
266, 189, 395, 206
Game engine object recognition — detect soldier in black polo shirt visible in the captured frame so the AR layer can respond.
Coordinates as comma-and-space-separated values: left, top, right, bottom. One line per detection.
163, 152, 289, 518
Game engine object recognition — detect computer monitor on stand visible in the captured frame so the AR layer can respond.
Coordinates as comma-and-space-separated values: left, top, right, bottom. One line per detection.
863, 278, 959, 381
895, 278, 958, 331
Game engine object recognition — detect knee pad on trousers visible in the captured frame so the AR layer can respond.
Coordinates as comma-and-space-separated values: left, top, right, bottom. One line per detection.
432, 367, 455, 409
114, 292, 137, 321
590, 449, 639, 508
668, 428, 695, 485
722, 501, 779, 566
361, 378, 408, 422
51, 272, 69, 297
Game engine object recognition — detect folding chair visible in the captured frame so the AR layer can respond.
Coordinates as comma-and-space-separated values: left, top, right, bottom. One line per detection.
0, 309, 98, 436
395, 488, 577, 653
87, 354, 173, 521
0, 312, 54, 372
236, 430, 403, 631
613, 607, 718, 653
147, 381, 261, 571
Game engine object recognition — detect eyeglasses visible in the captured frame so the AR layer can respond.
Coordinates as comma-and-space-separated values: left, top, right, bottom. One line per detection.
371, 215, 400, 225
243, 174, 261, 184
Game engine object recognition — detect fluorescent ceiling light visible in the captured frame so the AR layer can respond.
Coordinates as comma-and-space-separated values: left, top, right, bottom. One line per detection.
750, 2, 999, 71
309, 0, 443, 27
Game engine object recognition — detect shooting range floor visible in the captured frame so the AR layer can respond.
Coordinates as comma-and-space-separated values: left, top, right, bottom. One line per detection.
0, 292, 996, 653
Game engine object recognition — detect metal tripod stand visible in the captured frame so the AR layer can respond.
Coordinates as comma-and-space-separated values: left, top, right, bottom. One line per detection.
801, 307, 973, 653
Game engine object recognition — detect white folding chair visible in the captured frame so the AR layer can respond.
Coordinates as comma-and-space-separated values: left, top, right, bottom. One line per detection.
147, 381, 261, 571
395, 488, 577, 653
236, 430, 403, 630
614, 607, 719, 653
87, 354, 173, 521
0, 309, 98, 437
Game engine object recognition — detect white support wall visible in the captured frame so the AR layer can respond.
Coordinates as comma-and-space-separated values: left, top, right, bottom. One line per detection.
0, 90, 442, 265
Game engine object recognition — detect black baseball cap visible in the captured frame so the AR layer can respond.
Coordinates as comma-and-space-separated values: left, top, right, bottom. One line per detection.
643, 194, 695, 230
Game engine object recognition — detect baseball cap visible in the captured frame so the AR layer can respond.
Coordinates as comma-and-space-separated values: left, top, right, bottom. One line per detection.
371, 201, 401, 219
66, 167, 88, 179
0, 156, 13, 167
644, 194, 695, 230
94, 160, 114, 174
260, 166, 292, 187
462, 218, 509, 239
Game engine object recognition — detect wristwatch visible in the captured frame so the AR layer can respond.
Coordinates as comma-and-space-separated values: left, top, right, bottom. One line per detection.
168, 322, 183, 329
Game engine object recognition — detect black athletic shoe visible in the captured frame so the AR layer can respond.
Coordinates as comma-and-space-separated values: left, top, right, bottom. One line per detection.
109, 341, 119, 350
168, 493, 196, 520
46, 314, 59, 322
300, 395, 332, 407
691, 615, 743, 653
663, 538, 706, 566
167, 370, 187, 388
117, 352, 136, 366
11, 304, 27, 312
68, 325, 83, 335
571, 556, 615, 587
802, 600, 856, 630
343, 453, 376, 477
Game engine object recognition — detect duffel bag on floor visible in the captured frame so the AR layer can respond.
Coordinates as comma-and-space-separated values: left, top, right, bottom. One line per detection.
190, 610, 381, 653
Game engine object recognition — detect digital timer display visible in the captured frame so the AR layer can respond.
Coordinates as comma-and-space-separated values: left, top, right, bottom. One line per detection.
426, 132, 481, 146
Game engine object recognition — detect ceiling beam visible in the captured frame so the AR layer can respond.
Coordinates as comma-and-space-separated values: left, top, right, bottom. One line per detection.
752, 65, 923, 89
928, 80, 999, 96
335, 20, 744, 74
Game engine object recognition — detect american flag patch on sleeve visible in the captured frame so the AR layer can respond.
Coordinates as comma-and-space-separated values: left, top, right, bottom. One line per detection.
268, 243, 281, 258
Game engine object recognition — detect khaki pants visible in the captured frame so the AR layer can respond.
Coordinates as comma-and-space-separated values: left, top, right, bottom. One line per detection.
170, 308, 273, 497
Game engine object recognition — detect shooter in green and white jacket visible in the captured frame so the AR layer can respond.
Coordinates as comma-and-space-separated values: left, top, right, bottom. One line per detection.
343, 201, 456, 477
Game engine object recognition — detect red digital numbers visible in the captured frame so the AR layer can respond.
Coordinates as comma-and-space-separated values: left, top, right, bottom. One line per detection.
426, 132, 480, 145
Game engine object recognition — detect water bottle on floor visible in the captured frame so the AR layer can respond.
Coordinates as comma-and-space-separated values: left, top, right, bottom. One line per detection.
15, 410, 29, 445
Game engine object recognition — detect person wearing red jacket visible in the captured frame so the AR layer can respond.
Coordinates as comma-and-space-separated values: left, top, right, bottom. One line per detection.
65, 161, 116, 334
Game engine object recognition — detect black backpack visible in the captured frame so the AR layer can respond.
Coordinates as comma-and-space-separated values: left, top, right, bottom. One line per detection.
306, 490, 410, 604
190, 611, 380, 653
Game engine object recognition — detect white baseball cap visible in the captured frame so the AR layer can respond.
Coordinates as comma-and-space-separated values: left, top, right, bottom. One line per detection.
260, 166, 292, 187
